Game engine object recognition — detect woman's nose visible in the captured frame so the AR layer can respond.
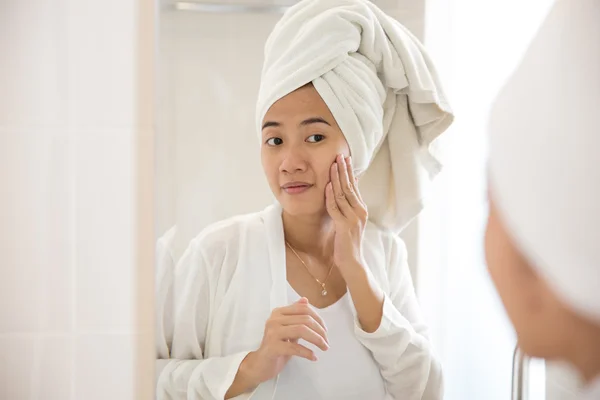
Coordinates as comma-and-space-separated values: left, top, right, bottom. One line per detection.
279, 146, 308, 173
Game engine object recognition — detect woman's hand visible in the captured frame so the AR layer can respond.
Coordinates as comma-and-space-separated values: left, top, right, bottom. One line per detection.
326, 154, 368, 272
241, 298, 329, 386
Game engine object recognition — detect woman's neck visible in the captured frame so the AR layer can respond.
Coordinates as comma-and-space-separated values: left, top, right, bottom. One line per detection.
282, 209, 335, 261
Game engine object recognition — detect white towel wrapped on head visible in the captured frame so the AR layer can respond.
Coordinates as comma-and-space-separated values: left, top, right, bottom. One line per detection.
256, 0, 454, 233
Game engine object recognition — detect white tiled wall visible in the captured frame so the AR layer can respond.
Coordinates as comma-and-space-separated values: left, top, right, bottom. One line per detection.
0, 0, 155, 399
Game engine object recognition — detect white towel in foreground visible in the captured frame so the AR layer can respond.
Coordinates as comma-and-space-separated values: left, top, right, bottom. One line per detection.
256, 0, 454, 233
488, 0, 600, 325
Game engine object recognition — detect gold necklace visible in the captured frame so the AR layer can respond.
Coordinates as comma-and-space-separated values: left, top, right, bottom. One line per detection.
285, 241, 335, 296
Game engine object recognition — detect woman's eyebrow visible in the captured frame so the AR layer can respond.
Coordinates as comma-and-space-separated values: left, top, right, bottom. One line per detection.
262, 121, 281, 130
299, 117, 331, 127
262, 117, 331, 131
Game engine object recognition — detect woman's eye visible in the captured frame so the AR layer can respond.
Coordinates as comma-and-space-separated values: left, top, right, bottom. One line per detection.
307, 134, 325, 143
266, 137, 283, 146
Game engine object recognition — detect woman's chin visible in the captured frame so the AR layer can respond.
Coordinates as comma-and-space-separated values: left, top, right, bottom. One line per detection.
280, 198, 325, 217
515, 328, 558, 360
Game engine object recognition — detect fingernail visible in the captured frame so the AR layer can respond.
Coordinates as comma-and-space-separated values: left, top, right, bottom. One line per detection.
347, 156, 352, 164
312, 355, 318, 361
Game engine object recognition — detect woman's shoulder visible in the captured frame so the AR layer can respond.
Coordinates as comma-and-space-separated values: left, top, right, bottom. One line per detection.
176, 209, 269, 282
176, 205, 276, 288
188, 209, 266, 254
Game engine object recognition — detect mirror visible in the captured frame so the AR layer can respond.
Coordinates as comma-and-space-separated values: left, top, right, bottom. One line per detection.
154, 2, 441, 399
154, 1, 595, 399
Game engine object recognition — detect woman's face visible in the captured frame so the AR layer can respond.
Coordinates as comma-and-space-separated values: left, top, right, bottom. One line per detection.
261, 83, 350, 217
485, 196, 574, 358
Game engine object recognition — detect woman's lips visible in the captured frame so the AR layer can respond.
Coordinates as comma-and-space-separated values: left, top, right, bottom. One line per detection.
282, 183, 313, 194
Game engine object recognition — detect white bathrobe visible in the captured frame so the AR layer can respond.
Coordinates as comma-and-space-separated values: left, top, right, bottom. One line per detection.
156, 203, 442, 400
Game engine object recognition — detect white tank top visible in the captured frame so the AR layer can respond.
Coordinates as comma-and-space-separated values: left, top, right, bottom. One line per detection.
273, 284, 388, 400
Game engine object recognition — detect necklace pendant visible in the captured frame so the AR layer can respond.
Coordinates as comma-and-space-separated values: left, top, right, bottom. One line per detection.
320, 283, 327, 296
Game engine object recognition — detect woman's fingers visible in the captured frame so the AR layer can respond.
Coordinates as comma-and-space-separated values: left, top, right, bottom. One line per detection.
330, 158, 354, 217
279, 301, 327, 332
326, 181, 345, 221
277, 341, 317, 361
276, 302, 329, 351
279, 300, 328, 335
277, 324, 330, 351
268, 299, 329, 361
337, 155, 362, 209
277, 315, 329, 345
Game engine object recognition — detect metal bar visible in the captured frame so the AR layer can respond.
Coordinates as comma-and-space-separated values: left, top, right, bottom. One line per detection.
511, 345, 530, 400
170, 1, 292, 14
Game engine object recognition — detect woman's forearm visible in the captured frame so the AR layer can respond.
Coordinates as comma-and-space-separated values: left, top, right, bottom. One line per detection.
344, 263, 385, 333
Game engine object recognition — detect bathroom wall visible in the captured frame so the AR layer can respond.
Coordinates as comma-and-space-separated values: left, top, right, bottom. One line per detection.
0, 0, 155, 398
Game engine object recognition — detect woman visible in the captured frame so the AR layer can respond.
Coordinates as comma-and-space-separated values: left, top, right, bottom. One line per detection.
156, 1, 452, 399
485, 0, 600, 398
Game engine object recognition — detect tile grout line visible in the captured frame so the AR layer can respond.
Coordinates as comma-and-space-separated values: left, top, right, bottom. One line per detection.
29, 333, 43, 400
69, 131, 77, 400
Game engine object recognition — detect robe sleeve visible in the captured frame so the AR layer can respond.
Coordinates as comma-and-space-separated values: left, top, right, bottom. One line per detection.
354, 234, 444, 400
155, 239, 253, 400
